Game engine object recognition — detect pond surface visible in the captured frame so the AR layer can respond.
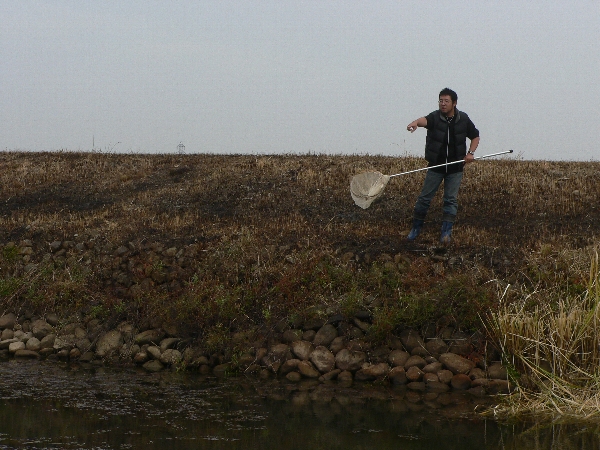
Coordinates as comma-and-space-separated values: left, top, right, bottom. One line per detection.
0, 360, 599, 449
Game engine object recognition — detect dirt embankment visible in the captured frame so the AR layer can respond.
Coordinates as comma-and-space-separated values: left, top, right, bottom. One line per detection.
0, 151, 599, 342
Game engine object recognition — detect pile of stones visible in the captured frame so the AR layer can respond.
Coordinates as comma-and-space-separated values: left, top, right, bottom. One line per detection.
0, 311, 512, 396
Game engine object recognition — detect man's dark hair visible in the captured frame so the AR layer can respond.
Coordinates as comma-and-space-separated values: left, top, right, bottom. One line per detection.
439, 88, 457, 103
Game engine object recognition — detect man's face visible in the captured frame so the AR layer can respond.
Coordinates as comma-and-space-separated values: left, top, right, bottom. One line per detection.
438, 95, 456, 115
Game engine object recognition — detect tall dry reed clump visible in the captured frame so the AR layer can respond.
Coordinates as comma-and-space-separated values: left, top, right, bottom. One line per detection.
486, 246, 600, 420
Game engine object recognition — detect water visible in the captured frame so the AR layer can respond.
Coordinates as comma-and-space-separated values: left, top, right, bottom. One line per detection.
1, 360, 599, 449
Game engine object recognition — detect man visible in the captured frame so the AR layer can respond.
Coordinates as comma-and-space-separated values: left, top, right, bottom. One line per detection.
405, 88, 480, 244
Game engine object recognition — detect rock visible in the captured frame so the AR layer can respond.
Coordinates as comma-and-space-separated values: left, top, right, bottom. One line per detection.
437, 369, 454, 384
280, 359, 301, 375
448, 341, 473, 356
31, 320, 53, 339
451, 374, 472, 390
320, 369, 342, 381
355, 363, 389, 382
407, 382, 427, 391
352, 318, 370, 332
313, 324, 338, 346
335, 349, 366, 372
423, 362, 443, 374
159, 349, 182, 365
286, 371, 302, 382
309, 346, 335, 373
297, 361, 320, 378
79, 352, 95, 362
411, 346, 430, 357
337, 371, 353, 383
406, 366, 424, 382
46, 313, 59, 327
468, 386, 487, 397
96, 330, 123, 357
269, 344, 290, 361
1, 329, 14, 340
399, 329, 425, 353
404, 355, 427, 370
469, 367, 487, 380
423, 372, 439, 383
25, 337, 41, 351
143, 360, 164, 372
388, 367, 407, 385
53, 334, 78, 351
70, 348, 81, 359
9, 341, 26, 354
303, 318, 326, 331
0, 313, 16, 330
282, 329, 302, 343
76, 338, 92, 353
425, 338, 448, 356
329, 336, 346, 354
302, 330, 316, 341
147, 346, 162, 360
471, 378, 490, 388
133, 352, 149, 364
159, 338, 180, 352
39, 348, 55, 357
388, 350, 410, 367
488, 363, 508, 380
40, 334, 56, 349
0, 339, 18, 350
347, 327, 364, 339
14, 349, 39, 359
291, 340, 314, 361
134, 329, 166, 346
439, 353, 475, 374
488, 380, 512, 394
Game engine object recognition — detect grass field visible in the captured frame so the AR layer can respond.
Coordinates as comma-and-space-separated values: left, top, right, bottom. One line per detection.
1, 151, 599, 349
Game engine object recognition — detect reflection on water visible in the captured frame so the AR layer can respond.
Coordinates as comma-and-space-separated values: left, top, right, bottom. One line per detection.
0, 360, 599, 449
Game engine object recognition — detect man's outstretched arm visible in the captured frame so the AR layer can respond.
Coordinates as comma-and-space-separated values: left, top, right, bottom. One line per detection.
407, 117, 427, 132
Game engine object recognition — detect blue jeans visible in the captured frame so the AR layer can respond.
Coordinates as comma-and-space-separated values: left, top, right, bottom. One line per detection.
413, 170, 463, 223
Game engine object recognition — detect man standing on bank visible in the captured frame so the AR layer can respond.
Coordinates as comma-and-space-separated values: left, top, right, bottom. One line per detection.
405, 88, 480, 244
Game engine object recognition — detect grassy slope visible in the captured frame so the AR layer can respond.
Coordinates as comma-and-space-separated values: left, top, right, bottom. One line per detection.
1, 151, 599, 348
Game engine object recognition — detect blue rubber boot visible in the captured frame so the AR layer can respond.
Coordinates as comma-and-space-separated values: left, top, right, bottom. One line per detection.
440, 221, 453, 245
407, 219, 424, 241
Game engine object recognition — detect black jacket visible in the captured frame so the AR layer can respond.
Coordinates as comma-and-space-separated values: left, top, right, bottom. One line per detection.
425, 109, 479, 173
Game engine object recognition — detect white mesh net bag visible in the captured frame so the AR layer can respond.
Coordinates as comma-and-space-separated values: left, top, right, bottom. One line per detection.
350, 171, 390, 209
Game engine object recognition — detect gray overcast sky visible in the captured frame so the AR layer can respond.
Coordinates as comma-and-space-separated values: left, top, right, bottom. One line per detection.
2, 1, 599, 160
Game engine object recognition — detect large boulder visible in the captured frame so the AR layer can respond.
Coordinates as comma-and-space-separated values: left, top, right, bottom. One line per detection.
159, 349, 182, 366
335, 349, 366, 372
439, 353, 475, 375
53, 334, 78, 351
297, 361, 320, 378
0, 313, 16, 330
8, 341, 25, 354
399, 329, 425, 353
388, 350, 410, 367
31, 319, 54, 339
309, 346, 335, 373
290, 340, 314, 361
134, 329, 166, 346
355, 363, 390, 382
25, 337, 41, 352
96, 330, 123, 357
313, 324, 338, 347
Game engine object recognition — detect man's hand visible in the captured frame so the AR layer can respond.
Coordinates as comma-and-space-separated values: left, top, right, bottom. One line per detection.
407, 121, 418, 133
464, 152, 475, 164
